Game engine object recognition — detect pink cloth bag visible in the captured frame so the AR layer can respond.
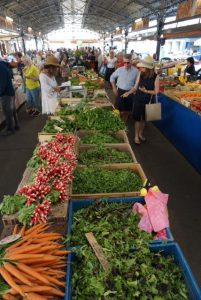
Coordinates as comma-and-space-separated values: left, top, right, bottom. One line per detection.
133, 188, 169, 236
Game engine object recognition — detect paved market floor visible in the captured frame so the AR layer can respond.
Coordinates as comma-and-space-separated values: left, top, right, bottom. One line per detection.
0, 102, 201, 286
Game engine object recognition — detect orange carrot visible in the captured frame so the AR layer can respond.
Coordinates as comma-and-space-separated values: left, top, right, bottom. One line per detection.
43, 274, 65, 287
19, 225, 26, 237
10, 285, 53, 295
12, 224, 18, 235
3, 262, 33, 287
25, 292, 48, 300
16, 263, 49, 284
0, 266, 24, 297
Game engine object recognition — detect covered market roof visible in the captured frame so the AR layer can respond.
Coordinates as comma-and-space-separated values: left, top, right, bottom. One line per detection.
0, 0, 191, 35
0, 0, 64, 35
82, 0, 188, 32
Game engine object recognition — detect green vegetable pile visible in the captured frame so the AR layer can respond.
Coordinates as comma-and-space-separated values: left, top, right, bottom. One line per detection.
42, 119, 75, 133
73, 167, 143, 194
83, 80, 100, 90
0, 195, 26, 215
70, 77, 80, 86
78, 145, 133, 165
70, 202, 189, 299
72, 92, 84, 98
80, 131, 122, 144
75, 107, 125, 133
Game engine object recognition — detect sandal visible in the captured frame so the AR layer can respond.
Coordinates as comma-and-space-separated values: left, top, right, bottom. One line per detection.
134, 138, 141, 145
139, 136, 146, 142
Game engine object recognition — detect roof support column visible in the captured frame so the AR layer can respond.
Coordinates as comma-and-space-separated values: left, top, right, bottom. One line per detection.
111, 34, 113, 49
156, 17, 164, 60
125, 29, 128, 54
34, 36, 38, 50
21, 31, 26, 55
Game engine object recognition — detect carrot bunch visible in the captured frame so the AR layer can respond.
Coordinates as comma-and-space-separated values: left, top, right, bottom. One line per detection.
0, 224, 69, 300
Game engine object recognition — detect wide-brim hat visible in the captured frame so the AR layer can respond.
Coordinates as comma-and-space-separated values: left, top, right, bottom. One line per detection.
137, 55, 154, 69
44, 55, 60, 67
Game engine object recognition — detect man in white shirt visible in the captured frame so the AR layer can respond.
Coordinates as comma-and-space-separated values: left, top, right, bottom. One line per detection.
110, 54, 139, 122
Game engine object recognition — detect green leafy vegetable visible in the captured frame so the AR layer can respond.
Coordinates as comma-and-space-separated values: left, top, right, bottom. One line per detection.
78, 145, 133, 165
75, 107, 125, 133
80, 132, 122, 144
73, 167, 143, 194
70, 202, 189, 299
0, 195, 26, 215
42, 119, 75, 133
17, 204, 35, 225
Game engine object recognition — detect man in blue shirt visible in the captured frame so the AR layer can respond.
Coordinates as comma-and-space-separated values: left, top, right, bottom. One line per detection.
110, 54, 139, 122
0, 61, 18, 135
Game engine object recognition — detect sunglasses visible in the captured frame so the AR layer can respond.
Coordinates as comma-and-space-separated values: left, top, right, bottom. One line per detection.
124, 61, 130, 64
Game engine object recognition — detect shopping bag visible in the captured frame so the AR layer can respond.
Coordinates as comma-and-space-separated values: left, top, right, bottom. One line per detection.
145, 94, 161, 121
99, 64, 107, 77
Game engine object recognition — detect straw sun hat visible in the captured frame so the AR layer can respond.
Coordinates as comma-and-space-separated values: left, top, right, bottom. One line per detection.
44, 55, 60, 67
137, 55, 154, 69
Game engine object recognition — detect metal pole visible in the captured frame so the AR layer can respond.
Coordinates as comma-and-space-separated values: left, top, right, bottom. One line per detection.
111, 34, 113, 49
156, 17, 164, 60
34, 36, 38, 50
125, 30, 128, 54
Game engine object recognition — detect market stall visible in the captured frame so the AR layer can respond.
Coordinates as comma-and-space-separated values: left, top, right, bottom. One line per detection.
0, 71, 201, 300
154, 88, 201, 174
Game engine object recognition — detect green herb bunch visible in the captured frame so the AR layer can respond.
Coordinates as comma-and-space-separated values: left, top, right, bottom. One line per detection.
80, 132, 121, 144
78, 145, 133, 165
75, 107, 125, 133
73, 167, 143, 194
42, 119, 75, 133
70, 202, 189, 299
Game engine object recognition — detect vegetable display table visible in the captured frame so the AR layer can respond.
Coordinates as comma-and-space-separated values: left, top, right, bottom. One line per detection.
154, 94, 201, 174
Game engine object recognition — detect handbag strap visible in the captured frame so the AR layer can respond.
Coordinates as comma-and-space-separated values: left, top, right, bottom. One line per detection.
149, 94, 158, 104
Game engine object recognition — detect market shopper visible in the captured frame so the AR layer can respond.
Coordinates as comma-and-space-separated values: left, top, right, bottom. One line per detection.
104, 50, 117, 82
22, 56, 40, 116
60, 53, 70, 83
132, 55, 159, 145
0, 61, 19, 136
184, 57, 196, 80
110, 54, 139, 122
39, 55, 61, 115
15, 52, 25, 78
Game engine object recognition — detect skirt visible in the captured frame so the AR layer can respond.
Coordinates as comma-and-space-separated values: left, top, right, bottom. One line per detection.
132, 92, 155, 121
117, 88, 134, 112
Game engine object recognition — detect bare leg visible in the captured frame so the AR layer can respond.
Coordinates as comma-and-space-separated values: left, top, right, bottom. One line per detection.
139, 120, 146, 141
134, 121, 141, 144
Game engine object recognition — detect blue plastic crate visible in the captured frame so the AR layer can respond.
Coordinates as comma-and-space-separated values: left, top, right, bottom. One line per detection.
150, 243, 201, 300
65, 242, 201, 300
67, 197, 174, 245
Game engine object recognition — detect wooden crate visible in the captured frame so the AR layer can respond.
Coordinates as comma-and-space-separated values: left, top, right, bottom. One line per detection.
76, 129, 129, 146
2, 201, 69, 227
71, 163, 146, 199
78, 143, 137, 164
60, 98, 83, 106
16, 167, 35, 192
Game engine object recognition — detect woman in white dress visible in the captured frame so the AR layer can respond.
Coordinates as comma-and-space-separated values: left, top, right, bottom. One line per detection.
39, 55, 61, 115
